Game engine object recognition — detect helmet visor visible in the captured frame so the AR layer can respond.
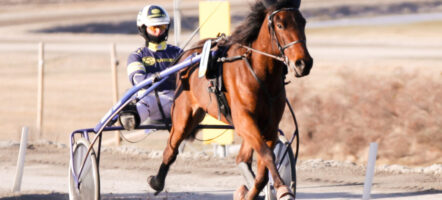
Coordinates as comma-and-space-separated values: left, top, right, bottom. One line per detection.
147, 25, 168, 32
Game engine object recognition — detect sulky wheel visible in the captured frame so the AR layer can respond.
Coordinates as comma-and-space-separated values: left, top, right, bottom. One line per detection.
68, 138, 100, 200
264, 135, 297, 200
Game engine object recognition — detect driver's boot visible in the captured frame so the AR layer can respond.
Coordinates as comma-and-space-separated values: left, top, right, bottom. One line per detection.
118, 102, 140, 131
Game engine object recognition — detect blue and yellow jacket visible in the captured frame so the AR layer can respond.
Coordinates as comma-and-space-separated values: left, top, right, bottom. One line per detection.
127, 41, 183, 91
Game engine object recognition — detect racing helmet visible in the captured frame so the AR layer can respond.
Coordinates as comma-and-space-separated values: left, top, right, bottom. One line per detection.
137, 5, 171, 43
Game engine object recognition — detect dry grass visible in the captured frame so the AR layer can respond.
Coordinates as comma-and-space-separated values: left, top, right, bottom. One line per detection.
282, 66, 442, 166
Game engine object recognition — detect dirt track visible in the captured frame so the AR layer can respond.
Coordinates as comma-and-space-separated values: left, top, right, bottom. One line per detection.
0, 0, 441, 199
0, 140, 441, 199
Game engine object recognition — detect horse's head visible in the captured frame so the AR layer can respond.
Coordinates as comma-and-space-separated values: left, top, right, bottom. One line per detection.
263, 0, 313, 77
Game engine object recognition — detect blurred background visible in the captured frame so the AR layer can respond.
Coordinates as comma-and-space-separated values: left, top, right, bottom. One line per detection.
0, 0, 441, 166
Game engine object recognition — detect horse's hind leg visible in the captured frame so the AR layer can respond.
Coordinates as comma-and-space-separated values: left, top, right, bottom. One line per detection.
148, 99, 205, 194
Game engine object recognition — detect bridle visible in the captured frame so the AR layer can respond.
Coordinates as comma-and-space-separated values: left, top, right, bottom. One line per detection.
241, 7, 305, 66
268, 7, 305, 65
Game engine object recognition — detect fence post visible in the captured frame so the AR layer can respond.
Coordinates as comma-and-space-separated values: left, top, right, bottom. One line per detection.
12, 126, 29, 192
36, 42, 45, 138
110, 43, 121, 146
362, 142, 378, 200
173, 0, 181, 46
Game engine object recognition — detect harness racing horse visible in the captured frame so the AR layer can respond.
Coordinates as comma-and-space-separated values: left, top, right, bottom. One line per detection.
148, 0, 313, 199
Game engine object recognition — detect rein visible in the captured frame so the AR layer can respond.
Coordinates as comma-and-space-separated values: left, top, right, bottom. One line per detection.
239, 45, 285, 62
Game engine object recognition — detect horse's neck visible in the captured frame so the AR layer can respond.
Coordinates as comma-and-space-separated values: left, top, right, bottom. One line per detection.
249, 30, 284, 85
242, 18, 288, 99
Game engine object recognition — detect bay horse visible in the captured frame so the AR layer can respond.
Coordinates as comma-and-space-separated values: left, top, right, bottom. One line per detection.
148, 0, 312, 199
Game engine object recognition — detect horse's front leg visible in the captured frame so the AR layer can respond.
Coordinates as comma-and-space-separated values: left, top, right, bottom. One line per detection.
248, 139, 276, 198
148, 100, 205, 194
234, 116, 294, 200
236, 140, 255, 188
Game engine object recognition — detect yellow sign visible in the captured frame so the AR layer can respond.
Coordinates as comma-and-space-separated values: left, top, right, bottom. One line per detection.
199, 1, 231, 39
199, 1, 233, 145
201, 115, 234, 145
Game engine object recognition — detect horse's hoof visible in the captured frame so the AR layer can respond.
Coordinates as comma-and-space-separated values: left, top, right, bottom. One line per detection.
233, 185, 248, 200
276, 185, 295, 200
147, 175, 164, 195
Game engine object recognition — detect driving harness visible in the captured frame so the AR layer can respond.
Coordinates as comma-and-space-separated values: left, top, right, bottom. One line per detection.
202, 7, 305, 125
205, 39, 233, 124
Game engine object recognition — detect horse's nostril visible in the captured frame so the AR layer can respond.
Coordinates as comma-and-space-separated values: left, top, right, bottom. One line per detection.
295, 60, 305, 68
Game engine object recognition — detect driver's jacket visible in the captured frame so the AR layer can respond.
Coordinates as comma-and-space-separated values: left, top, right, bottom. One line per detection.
126, 41, 182, 92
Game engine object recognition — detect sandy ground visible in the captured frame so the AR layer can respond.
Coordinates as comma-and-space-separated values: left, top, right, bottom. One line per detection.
0, 0, 441, 199
0, 139, 441, 199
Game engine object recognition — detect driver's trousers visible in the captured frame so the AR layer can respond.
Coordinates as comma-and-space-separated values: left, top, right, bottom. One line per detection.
136, 90, 174, 123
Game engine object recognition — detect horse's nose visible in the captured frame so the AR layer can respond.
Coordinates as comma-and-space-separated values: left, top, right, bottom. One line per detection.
294, 59, 307, 76
294, 58, 313, 76
295, 59, 305, 71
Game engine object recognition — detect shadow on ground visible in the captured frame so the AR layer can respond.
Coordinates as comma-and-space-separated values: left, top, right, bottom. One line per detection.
32, 15, 243, 35
34, 21, 139, 34
1, 189, 440, 200
31, 1, 442, 35
0, 191, 233, 200
302, 1, 442, 20
296, 189, 442, 199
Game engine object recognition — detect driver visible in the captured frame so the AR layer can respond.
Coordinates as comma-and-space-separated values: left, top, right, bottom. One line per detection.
119, 4, 183, 130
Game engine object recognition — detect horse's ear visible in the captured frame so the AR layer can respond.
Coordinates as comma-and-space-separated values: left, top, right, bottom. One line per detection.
293, 0, 301, 8
276, 0, 301, 8
261, 0, 276, 8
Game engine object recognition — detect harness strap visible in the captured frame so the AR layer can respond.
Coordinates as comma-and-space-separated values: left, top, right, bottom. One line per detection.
208, 60, 233, 124
205, 43, 234, 124
154, 89, 171, 131
241, 56, 282, 107
282, 40, 304, 51
240, 45, 285, 62
242, 56, 264, 86
209, 79, 232, 124
217, 55, 243, 63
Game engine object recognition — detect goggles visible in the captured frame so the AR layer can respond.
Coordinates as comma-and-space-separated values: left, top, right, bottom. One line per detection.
147, 25, 168, 32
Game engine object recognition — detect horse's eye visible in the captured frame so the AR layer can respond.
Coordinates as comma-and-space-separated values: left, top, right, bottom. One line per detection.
277, 24, 283, 29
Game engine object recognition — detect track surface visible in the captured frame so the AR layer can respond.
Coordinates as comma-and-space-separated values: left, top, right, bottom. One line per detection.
0, 141, 441, 199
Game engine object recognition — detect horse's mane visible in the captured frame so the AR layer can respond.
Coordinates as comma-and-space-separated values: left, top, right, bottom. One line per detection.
229, 0, 299, 46
229, 2, 267, 45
